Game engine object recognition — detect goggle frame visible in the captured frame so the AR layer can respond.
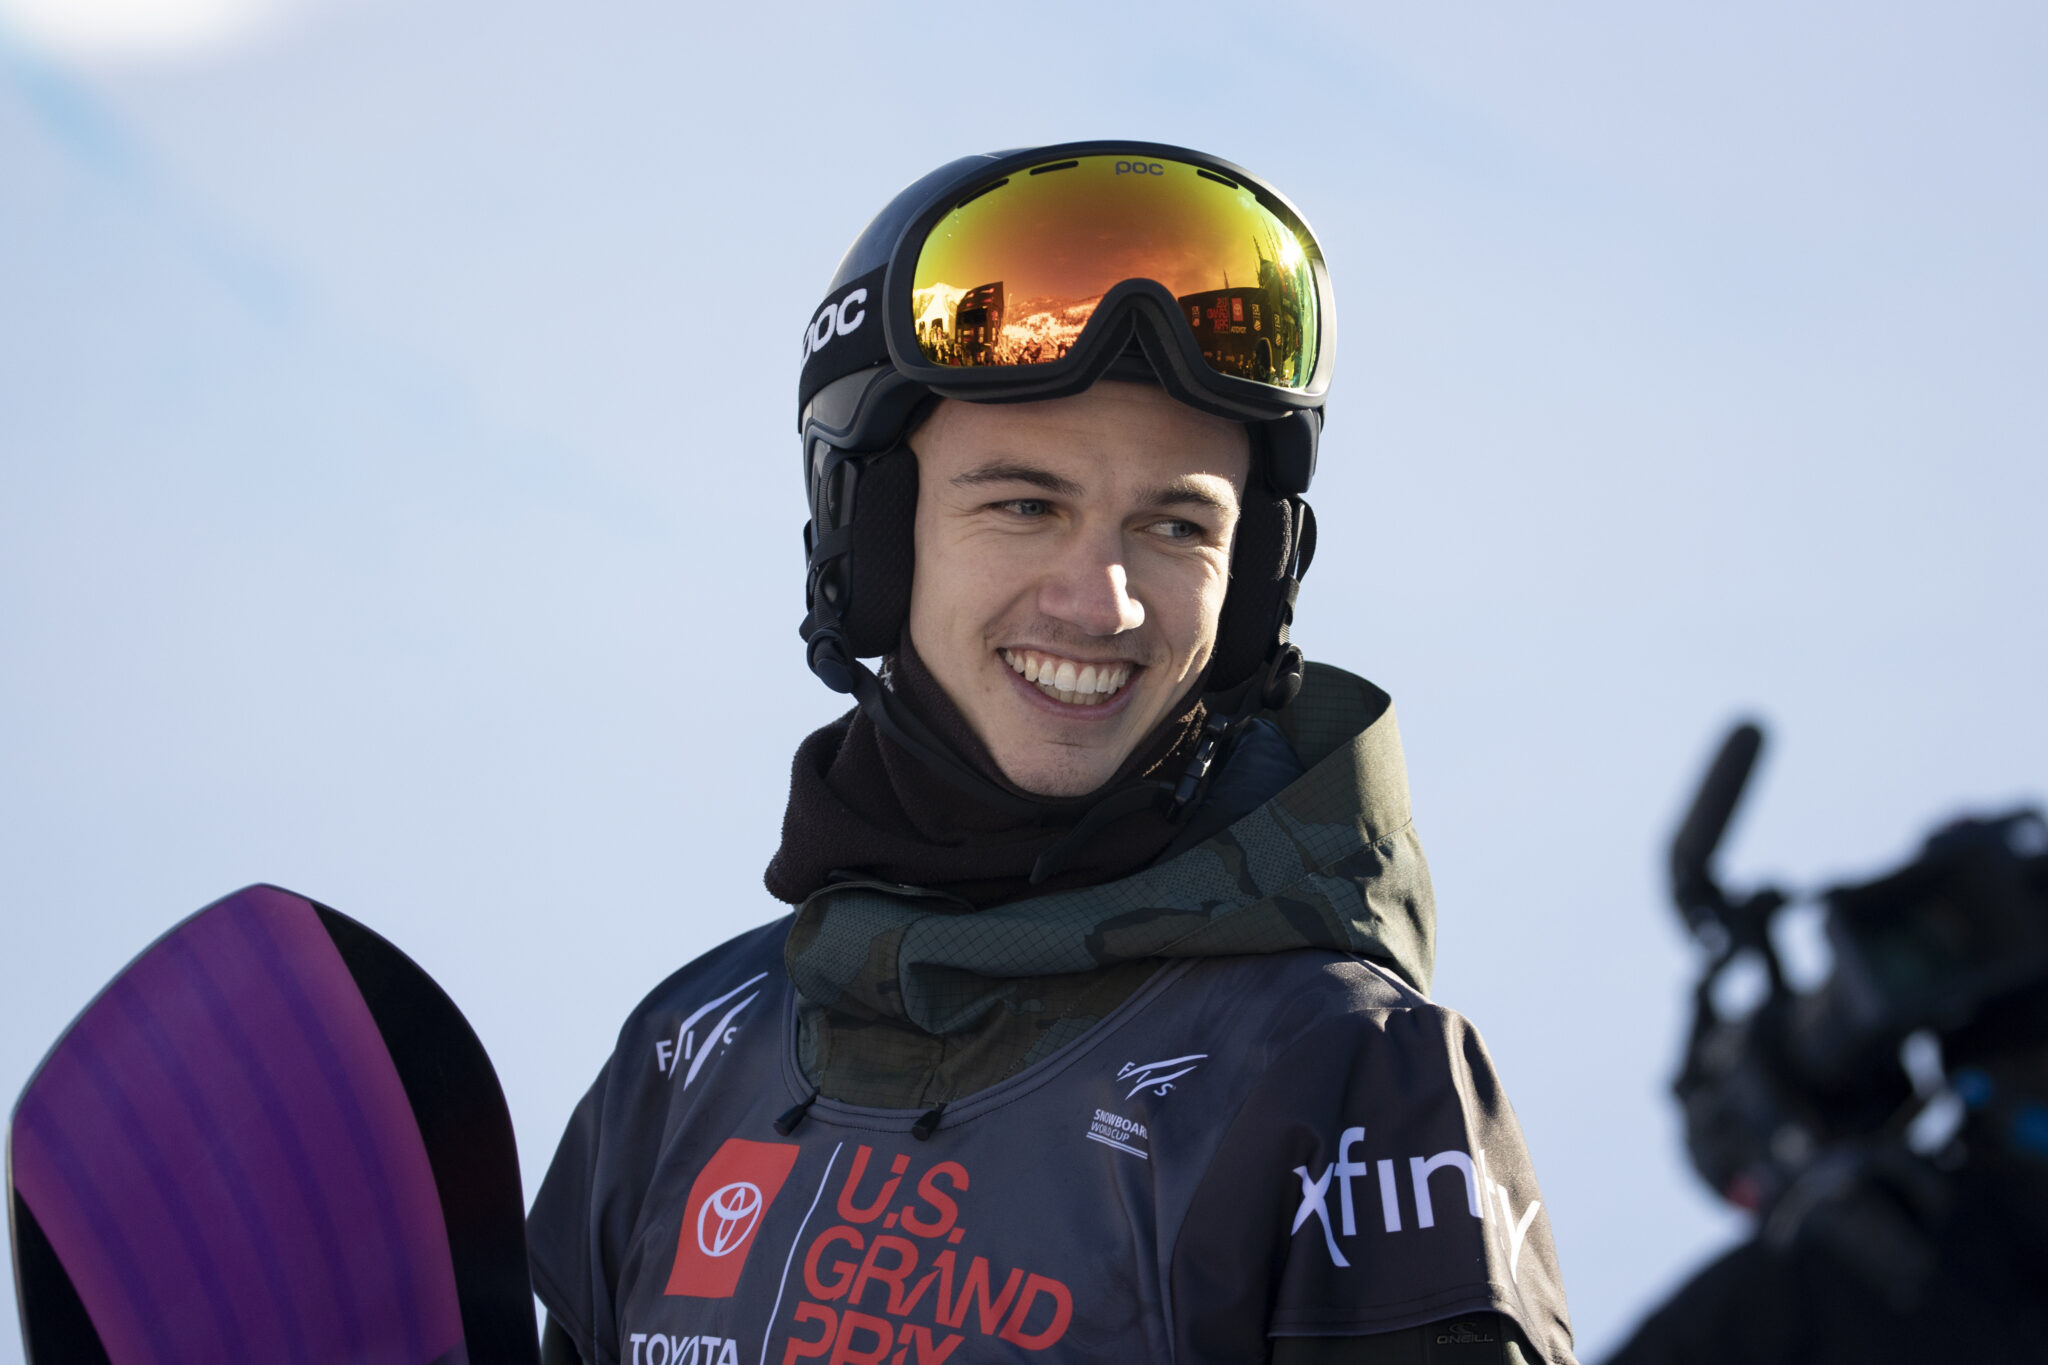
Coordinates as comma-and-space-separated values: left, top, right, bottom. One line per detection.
874, 141, 1338, 425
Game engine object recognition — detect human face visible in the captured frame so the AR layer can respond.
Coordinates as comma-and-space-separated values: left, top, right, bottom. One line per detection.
906, 382, 1250, 798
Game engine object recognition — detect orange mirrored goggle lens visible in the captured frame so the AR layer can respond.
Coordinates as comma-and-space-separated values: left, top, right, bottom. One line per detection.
909, 155, 1321, 389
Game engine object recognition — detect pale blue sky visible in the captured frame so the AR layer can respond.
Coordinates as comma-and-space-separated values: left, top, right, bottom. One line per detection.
3, 2, 2044, 1357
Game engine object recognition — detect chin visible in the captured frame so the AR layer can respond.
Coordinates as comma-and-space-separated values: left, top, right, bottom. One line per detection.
994, 750, 1122, 800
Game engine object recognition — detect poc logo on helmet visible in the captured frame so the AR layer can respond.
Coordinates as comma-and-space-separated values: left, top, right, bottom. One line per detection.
1115, 160, 1166, 176
801, 288, 868, 359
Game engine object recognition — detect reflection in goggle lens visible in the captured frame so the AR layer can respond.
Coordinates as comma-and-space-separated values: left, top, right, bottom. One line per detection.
910, 155, 1320, 389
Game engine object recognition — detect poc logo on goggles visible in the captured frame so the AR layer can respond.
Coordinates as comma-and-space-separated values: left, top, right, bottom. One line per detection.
1114, 160, 1166, 176
801, 288, 868, 360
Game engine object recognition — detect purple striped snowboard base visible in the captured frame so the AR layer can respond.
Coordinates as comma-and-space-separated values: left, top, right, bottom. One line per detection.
8, 885, 540, 1365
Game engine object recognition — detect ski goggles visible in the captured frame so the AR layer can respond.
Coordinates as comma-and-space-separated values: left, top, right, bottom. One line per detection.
798, 145, 1334, 420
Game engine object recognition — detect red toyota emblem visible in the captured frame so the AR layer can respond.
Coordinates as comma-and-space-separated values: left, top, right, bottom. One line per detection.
665, 1139, 801, 1298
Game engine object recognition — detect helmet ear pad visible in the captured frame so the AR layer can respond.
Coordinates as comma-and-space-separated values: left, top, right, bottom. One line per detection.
838, 445, 919, 659
1209, 467, 1302, 691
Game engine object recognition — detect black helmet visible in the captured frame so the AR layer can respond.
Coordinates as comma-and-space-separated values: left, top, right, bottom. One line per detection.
794, 140, 1333, 857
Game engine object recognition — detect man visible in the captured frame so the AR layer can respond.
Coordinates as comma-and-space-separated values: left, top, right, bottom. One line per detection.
529, 142, 1576, 1365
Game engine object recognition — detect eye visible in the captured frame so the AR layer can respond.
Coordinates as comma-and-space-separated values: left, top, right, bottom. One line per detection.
996, 498, 1052, 518
1153, 518, 1202, 541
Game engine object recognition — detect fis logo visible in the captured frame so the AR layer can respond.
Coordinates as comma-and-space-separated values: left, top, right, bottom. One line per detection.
801, 288, 868, 360
1087, 1055, 1204, 1158
1290, 1126, 1545, 1282
1116, 1053, 1206, 1099
654, 973, 766, 1088
665, 1138, 801, 1298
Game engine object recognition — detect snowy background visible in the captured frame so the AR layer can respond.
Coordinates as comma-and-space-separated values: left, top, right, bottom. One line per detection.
3, 1, 2044, 1358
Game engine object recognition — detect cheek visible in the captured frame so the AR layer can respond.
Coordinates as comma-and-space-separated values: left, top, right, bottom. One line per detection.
1150, 554, 1233, 662
909, 521, 1019, 648
1191, 570, 1233, 655
906, 547, 953, 648
908, 504, 956, 624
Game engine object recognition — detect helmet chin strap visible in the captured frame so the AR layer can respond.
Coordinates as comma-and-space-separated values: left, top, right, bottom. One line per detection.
841, 644, 1053, 821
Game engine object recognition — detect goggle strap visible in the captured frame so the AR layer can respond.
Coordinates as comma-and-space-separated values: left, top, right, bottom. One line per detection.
797, 267, 889, 413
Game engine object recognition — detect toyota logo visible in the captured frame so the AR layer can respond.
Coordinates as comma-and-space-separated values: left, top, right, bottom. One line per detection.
696, 1180, 764, 1257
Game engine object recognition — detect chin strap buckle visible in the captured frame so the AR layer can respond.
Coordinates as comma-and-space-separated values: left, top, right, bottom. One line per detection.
1168, 720, 1229, 815
1262, 642, 1305, 711
804, 625, 856, 694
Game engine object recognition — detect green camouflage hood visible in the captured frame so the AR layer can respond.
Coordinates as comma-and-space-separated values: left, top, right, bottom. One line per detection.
784, 662, 1438, 1107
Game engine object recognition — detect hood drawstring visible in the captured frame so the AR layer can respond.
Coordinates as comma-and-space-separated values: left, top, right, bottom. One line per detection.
774, 1089, 820, 1136
911, 1103, 946, 1141
774, 1090, 948, 1140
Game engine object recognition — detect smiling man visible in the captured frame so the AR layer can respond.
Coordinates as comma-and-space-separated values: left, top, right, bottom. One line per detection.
530, 143, 1578, 1365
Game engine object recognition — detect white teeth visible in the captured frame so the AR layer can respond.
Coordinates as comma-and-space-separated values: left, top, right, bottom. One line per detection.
1002, 648, 1136, 705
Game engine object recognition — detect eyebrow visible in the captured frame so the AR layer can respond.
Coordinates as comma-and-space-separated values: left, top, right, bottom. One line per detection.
953, 462, 1235, 513
951, 462, 1085, 498
1139, 476, 1234, 514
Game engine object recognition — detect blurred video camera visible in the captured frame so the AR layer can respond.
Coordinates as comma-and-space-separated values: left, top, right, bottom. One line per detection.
1666, 722, 2048, 1236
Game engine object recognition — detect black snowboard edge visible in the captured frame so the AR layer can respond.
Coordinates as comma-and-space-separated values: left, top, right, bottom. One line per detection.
10, 1189, 112, 1365
311, 901, 541, 1365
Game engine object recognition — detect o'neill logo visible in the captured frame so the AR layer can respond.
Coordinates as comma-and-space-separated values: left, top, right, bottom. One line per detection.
1291, 1126, 1545, 1283
665, 1138, 800, 1298
698, 1180, 764, 1257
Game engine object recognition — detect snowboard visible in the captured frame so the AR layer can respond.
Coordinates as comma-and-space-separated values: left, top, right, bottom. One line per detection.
7, 884, 542, 1365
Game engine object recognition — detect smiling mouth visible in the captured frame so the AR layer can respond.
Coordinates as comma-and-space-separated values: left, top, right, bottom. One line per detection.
1000, 648, 1136, 707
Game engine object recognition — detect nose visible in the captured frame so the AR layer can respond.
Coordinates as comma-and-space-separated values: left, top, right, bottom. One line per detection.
1036, 527, 1145, 637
